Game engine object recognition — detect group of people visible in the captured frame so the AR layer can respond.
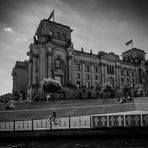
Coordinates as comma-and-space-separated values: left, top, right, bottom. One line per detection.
118, 96, 133, 104
5, 100, 15, 110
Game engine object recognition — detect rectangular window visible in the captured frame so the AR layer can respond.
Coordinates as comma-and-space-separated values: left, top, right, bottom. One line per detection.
127, 71, 129, 76
85, 65, 90, 72
107, 65, 114, 74
132, 72, 134, 77
76, 64, 80, 71
107, 65, 109, 74
86, 74, 90, 80
94, 66, 98, 73
121, 70, 124, 76
77, 81, 80, 88
55, 60, 61, 68
132, 79, 134, 83
127, 78, 130, 83
95, 75, 98, 80
121, 78, 124, 82
112, 66, 114, 74
109, 65, 111, 74
86, 81, 90, 88
76, 73, 80, 79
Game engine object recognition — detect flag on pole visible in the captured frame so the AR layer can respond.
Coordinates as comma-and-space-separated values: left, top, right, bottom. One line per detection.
48, 10, 54, 21
125, 40, 133, 46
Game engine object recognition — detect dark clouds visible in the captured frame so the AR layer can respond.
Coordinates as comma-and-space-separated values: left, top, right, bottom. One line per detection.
1, 0, 148, 27
0, 0, 51, 26
59, 0, 148, 37
61, 0, 148, 25
0, 0, 148, 95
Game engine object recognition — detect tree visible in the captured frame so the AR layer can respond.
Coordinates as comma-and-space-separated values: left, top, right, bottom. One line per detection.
135, 83, 144, 97
121, 84, 131, 97
41, 78, 62, 100
101, 83, 113, 99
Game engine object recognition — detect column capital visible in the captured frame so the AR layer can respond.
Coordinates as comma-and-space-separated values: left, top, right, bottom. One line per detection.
46, 43, 55, 49
27, 50, 39, 58
47, 52, 53, 56
67, 55, 73, 60
29, 43, 42, 50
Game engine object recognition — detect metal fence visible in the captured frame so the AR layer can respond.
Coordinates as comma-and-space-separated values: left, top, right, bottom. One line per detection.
0, 113, 148, 131
0, 116, 90, 131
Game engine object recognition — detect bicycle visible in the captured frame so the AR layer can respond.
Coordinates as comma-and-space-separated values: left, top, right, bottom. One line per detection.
47, 115, 60, 125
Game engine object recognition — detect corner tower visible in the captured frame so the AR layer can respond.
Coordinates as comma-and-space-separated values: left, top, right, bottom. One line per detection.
27, 15, 74, 98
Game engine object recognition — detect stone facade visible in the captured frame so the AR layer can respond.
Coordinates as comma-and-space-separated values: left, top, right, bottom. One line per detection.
11, 61, 29, 100
12, 18, 147, 100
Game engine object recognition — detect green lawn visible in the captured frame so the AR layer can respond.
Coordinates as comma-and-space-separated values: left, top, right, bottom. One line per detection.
0, 98, 137, 122
0, 98, 119, 111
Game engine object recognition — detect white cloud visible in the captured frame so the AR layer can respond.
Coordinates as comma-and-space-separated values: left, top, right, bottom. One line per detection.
16, 38, 27, 42
4, 27, 14, 33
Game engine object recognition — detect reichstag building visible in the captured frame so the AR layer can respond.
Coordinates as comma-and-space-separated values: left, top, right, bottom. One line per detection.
12, 17, 147, 100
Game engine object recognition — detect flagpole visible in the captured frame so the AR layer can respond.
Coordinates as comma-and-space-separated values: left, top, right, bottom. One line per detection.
132, 40, 133, 49
53, 10, 55, 22
48, 10, 54, 22
125, 40, 133, 49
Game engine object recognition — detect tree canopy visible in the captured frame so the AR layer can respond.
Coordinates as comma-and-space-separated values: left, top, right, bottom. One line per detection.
41, 78, 62, 93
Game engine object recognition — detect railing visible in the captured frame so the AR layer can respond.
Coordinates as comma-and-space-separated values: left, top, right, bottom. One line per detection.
0, 113, 148, 131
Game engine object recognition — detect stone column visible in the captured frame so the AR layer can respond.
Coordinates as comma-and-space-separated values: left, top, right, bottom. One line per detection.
32, 57, 37, 85
29, 44, 39, 88
47, 53, 52, 78
71, 59, 75, 85
104, 64, 106, 84
99, 61, 102, 87
46, 44, 54, 78
115, 63, 117, 88
102, 63, 105, 84
129, 69, 132, 85
118, 66, 121, 87
39, 45, 48, 81
135, 65, 138, 84
82, 62, 85, 87
68, 55, 72, 84
67, 47, 74, 85
91, 63, 94, 87
28, 60, 32, 87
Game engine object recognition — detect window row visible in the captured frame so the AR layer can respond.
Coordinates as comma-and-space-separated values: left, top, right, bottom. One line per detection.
121, 78, 135, 83
76, 64, 98, 73
76, 73, 98, 80
107, 65, 114, 74
121, 70, 135, 77
76, 81, 99, 88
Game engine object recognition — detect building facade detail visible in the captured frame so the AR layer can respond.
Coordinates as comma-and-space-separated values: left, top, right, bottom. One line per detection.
12, 16, 147, 100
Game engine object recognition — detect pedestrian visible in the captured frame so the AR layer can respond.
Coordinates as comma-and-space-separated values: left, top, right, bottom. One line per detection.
46, 94, 50, 101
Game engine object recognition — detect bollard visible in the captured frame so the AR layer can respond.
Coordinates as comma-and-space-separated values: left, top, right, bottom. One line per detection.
123, 114, 126, 127
23, 120, 24, 128
41, 119, 43, 128
69, 117, 71, 129
32, 119, 34, 131
13, 119, 15, 131
107, 115, 109, 127
79, 117, 81, 126
5, 121, 6, 129
90, 116, 92, 128
50, 120, 52, 130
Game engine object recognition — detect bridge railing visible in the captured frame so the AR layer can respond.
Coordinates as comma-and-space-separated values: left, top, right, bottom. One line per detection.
0, 113, 148, 131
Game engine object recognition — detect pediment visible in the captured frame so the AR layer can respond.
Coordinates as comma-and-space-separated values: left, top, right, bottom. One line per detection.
102, 52, 120, 62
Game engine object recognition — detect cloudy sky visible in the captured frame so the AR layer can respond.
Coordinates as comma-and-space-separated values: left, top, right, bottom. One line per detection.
0, 0, 148, 95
